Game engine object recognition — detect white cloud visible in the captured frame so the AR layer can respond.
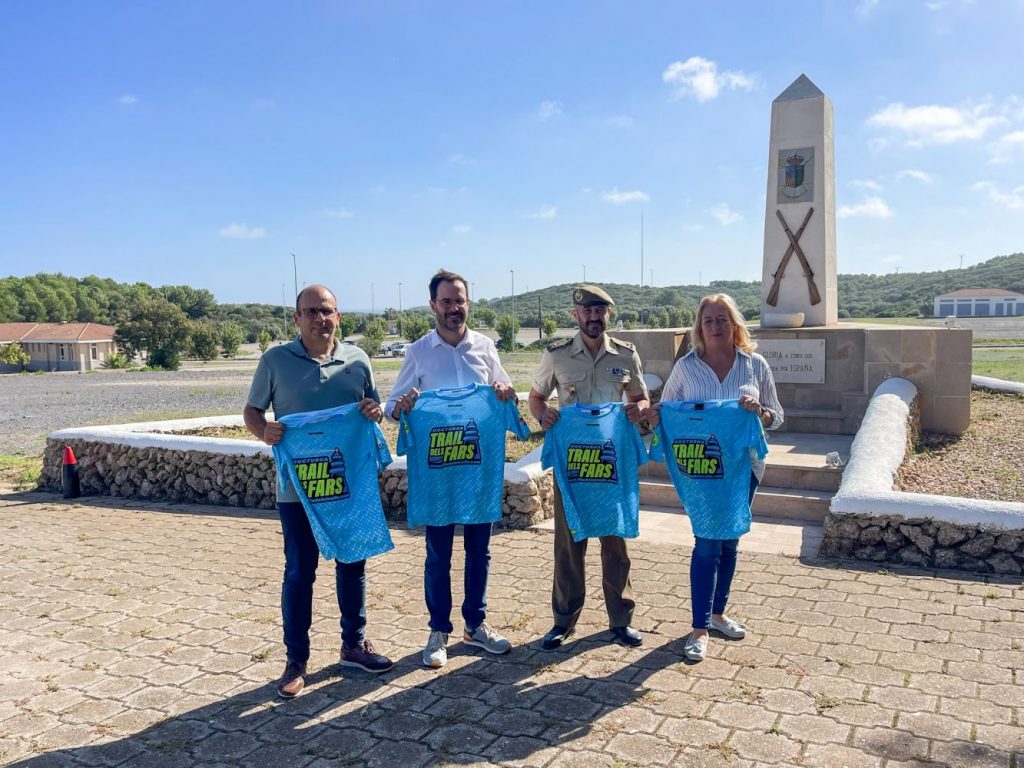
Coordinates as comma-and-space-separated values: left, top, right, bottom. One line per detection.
708, 203, 742, 225
990, 130, 1024, 164
973, 181, 1024, 209
856, 0, 881, 19
580, 187, 592, 194
528, 206, 557, 220
606, 115, 635, 128
537, 100, 563, 121
601, 188, 650, 205
867, 102, 1005, 144
448, 153, 472, 165
662, 56, 756, 102
880, 254, 904, 263
452, 224, 472, 234
838, 197, 894, 219
323, 207, 354, 219
684, 223, 704, 232
895, 169, 934, 183
852, 179, 884, 191
219, 223, 266, 239
117, 94, 138, 105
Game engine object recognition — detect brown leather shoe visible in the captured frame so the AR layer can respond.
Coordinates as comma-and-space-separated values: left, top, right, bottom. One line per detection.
276, 659, 306, 698
340, 640, 393, 673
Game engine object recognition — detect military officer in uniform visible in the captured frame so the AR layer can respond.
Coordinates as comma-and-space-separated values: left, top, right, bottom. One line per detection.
528, 284, 650, 649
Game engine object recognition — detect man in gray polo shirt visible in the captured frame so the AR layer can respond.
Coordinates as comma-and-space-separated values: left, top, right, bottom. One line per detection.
244, 284, 393, 699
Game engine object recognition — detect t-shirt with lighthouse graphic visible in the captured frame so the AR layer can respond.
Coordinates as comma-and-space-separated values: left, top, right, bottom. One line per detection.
541, 402, 648, 542
650, 399, 767, 540
397, 383, 531, 528
273, 403, 394, 563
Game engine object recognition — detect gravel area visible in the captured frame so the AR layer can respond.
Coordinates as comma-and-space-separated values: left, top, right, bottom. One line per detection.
899, 390, 1024, 502
0, 355, 548, 458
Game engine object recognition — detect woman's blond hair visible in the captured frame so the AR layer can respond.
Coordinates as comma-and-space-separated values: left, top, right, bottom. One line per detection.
691, 293, 756, 355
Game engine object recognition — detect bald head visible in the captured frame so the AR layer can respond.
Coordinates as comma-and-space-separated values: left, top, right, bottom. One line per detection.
295, 284, 337, 311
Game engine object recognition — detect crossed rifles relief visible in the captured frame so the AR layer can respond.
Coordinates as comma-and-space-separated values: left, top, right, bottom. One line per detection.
767, 207, 822, 307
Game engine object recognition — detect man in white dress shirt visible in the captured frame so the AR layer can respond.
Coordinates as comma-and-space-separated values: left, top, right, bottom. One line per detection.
386, 269, 517, 668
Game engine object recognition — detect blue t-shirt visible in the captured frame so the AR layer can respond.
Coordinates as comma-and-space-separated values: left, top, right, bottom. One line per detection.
541, 402, 648, 542
397, 384, 531, 528
273, 403, 394, 563
650, 399, 768, 540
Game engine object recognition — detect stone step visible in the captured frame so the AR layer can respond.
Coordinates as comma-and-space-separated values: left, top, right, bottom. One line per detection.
639, 480, 831, 522
778, 408, 847, 435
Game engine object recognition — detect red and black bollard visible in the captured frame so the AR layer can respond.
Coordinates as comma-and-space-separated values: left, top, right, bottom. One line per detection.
62, 446, 81, 499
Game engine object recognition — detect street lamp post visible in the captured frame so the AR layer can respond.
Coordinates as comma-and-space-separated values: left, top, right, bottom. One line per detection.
582, 264, 586, 282
398, 283, 403, 315
290, 253, 298, 301
371, 282, 375, 316
510, 270, 515, 322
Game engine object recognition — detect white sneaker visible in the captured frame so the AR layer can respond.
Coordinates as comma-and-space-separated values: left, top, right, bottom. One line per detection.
710, 615, 747, 639
463, 621, 511, 655
683, 633, 708, 662
423, 630, 448, 668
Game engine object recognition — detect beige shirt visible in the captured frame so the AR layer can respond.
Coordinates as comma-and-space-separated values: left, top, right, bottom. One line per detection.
532, 332, 649, 406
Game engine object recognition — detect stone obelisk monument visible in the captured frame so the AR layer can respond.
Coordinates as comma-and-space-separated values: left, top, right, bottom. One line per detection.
760, 74, 837, 328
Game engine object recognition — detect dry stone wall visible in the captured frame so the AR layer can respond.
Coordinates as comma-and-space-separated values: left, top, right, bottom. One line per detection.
42, 433, 554, 529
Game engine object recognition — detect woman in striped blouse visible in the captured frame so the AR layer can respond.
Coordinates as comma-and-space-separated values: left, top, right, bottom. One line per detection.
649, 293, 783, 662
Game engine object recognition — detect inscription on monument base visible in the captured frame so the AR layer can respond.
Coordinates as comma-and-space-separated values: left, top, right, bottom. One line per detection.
758, 339, 825, 384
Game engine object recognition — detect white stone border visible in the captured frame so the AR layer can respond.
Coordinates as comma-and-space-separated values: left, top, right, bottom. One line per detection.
972, 374, 1024, 395
830, 377, 1024, 529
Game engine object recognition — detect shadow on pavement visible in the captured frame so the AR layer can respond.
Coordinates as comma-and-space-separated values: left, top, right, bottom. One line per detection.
10, 632, 686, 767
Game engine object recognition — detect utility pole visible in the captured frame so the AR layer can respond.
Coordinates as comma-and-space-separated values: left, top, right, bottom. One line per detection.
582, 264, 586, 282
639, 214, 644, 328
538, 295, 542, 341
281, 283, 288, 338
510, 270, 515, 323
371, 282, 375, 317
290, 253, 298, 301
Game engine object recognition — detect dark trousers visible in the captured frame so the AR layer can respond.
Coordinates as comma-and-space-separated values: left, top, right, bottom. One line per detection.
551, 484, 635, 630
689, 472, 760, 629
278, 502, 366, 662
425, 523, 491, 633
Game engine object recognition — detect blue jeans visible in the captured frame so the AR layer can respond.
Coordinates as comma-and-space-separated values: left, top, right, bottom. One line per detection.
278, 502, 366, 662
425, 523, 491, 633
690, 473, 759, 629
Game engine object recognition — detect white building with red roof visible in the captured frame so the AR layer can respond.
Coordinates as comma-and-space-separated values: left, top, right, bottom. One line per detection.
0, 322, 118, 372
933, 289, 1024, 318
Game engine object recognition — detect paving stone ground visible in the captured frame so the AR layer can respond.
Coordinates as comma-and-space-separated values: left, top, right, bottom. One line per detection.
0, 489, 1022, 768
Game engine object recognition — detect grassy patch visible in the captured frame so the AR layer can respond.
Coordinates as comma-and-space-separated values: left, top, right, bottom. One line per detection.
0, 454, 42, 490
972, 348, 1024, 382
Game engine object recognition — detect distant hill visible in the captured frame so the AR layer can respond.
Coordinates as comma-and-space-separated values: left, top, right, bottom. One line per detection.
477, 252, 1024, 321
2, 252, 1021, 330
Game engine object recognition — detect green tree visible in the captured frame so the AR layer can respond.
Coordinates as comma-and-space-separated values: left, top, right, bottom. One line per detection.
473, 306, 496, 328
400, 314, 431, 342
219, 321, 244, 358
188, 321, 220, 361
338, 314, 357, 339
0, 342, 30, 370
356, 318, 387, 358
542, 318, 557, 338
114, 298, 190, 370
161, 285, 217, 319
257, 329, 272, 354
495, 314, 520, 352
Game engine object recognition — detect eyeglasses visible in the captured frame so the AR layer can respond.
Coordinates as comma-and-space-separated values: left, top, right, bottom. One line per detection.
435, 298, 468, 310
298, 308, 337, 319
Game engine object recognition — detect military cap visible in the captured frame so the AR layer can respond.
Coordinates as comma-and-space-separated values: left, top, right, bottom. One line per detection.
572, 283, 615, 307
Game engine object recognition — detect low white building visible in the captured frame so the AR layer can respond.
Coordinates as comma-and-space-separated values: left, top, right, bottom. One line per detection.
933, 288, 1024, 318
0, 322, 118, 372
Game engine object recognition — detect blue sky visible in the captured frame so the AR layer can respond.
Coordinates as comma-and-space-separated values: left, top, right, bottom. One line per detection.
2, 1, 1023, 309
